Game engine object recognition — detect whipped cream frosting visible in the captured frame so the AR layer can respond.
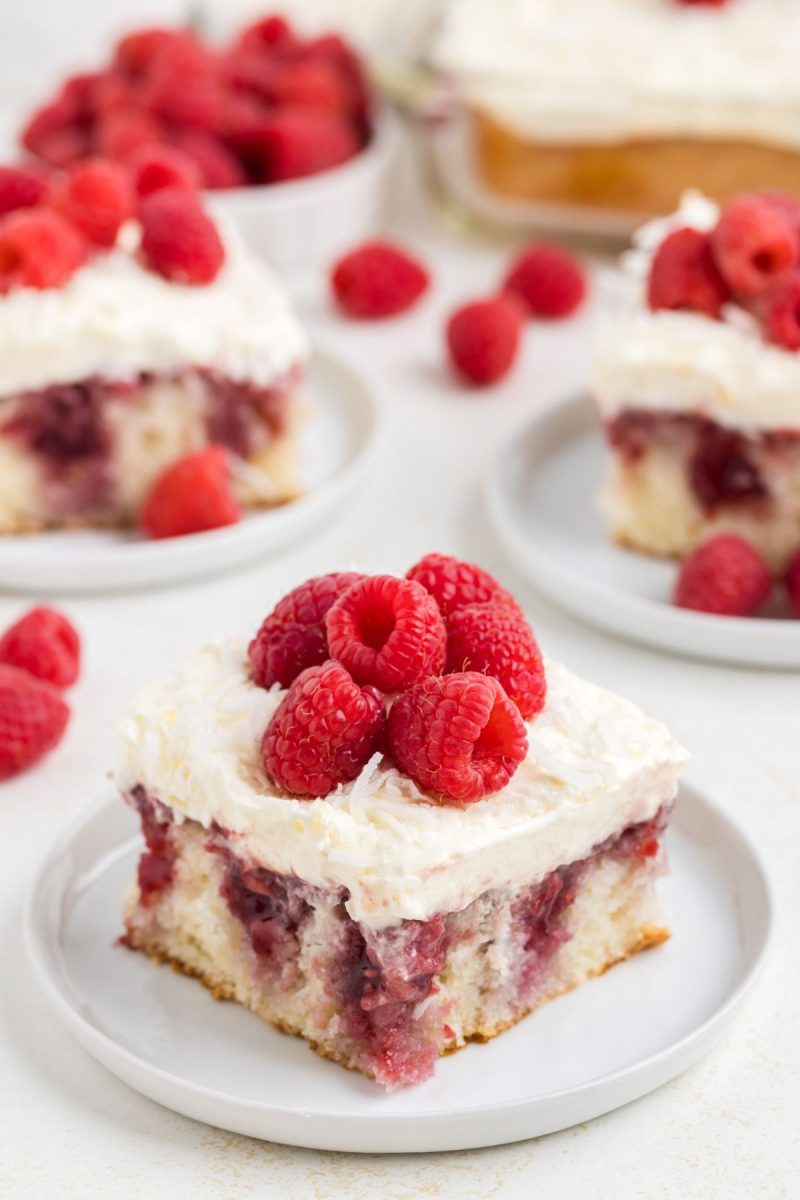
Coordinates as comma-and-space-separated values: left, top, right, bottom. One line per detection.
116, 638, 685, 930
595, 191, 800, 431
0, 216, 307, 398
434, 0, 800, 146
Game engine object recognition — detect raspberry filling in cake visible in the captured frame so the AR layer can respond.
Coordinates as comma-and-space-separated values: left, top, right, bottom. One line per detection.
118, 556, 685, 1089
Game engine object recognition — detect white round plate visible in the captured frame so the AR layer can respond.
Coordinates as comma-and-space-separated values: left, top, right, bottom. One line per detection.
25, 785, 770, 1154
486, 394, 800, 669
0, 350, 385, 595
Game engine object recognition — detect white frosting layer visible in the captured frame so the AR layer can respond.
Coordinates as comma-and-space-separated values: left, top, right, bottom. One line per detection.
434, 0, 800, 146
595, 191, 800, 432
116, 638, 686, 930
0, 217, 307, 398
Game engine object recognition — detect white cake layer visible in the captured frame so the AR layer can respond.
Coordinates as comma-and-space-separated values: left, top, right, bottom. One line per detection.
117, 638, 685, 930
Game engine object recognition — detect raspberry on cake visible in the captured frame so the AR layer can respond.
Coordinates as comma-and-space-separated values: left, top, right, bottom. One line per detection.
595, 190, 800, 570
118, 558, 685, 1090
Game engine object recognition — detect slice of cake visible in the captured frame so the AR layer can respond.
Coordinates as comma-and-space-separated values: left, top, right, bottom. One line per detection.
118, 556, 685, 1089
0, 170, 306, 535
595, 189, 800, 569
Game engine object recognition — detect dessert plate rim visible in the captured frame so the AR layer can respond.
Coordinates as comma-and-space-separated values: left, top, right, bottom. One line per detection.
24, 783, 771, 1153
486, 392, 800, 669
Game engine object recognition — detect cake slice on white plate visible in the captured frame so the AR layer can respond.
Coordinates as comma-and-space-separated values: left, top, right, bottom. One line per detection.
117, 556, 685, 1089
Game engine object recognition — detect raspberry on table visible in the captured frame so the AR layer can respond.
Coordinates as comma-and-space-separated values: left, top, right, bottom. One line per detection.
0, 208, 88, 292
0, 664, 70, 781
249, 572, 364, 688
330, 241, 430, 320
446, 603, 546, 720
50, 158, 134, 248
251, 110, 359, 182
785, 546, 800, 617
326, 575, 447, 692
261, 660, 384, 797
387, 672, 528, 804
711, 195, 798, 296
0, 607, 80, 688
139, 188, 225, 285
139, 446, 240, 539
647, 226, 730, 317
406, 553, 519, 621
765, 274, 800, 351
0, 166, 50, 218
126, 143, 201, 198
502, 243, 586, 319
445, 296, 523, 386
674, 534, 773, 616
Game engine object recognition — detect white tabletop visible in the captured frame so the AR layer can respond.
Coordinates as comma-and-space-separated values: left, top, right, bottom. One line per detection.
0, 129, 798, 1200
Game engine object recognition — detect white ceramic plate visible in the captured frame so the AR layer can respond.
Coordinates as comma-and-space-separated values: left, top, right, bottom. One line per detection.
486, 395, 800, 669
0, 350, 385, 595
25, 785, 770, 1154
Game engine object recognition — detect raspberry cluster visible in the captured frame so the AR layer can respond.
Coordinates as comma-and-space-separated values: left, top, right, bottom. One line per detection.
253, 555, 547, 805
673, 533, 800, 619
19, 16, 371, 189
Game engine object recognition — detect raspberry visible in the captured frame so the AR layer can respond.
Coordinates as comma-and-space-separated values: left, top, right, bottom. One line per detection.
674, 534, 772, 616
20, 92, 81, 160
249, 572, 364, 688
330, 241, 430, 319
503, 243, 586, 319
647, 227, 730, 317
0, 607, 80, 688
711, 195, 798, 296
445, 296, 523, 386
0, 664, 70, 780
236, 15, 296, 57
0, 166, 50, 218
765, 274, 800, 351
785, 546, 800, 617
139, 446, 240, 539
326, 575, 447, 692
126, 143, 201, 198
261, 660, 384, 797
29, 129, 91, 170
141, 39, 219, 130
171, 130, 247, 190
445, 603, 546, 720
406, 553, 519, 620
114, 28, 196, 78
95, 109, 163, 161
271, 61, 354, 119
139, 189, 225, 285
0, 209, 88, 292
387, 672, 528, 804
251, 111, 359, 182
49, 158, 134, 248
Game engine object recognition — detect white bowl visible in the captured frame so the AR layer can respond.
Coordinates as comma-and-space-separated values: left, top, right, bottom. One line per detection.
208, 107, 398, 280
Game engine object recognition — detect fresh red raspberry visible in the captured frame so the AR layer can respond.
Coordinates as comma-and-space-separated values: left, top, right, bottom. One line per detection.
139, 189, 225, 285
235, 15, 297, 57
0, 209, 88, 293
331, 241, 430, 319
445, 603, 546, 720
0, 607, 80, 688
139, 446, 240, 539
0, 664, 70, 780
90, 72, 135, 118
126, 143, 201, 198
647, 227, 730, 317
114, 28, 197, 78
261, 660, 384, 797
784, 546, 800, 617
387, 672, 528, 804
674, 534, 772, 616
270, 61, 355, 119
20, 92, 81, 160
95, 109, 163, 161
249, 571, 364, 688
252, 111, 359, 182
141, 39, 219, 131
0, 166, 50, 218
49, 158, 134, 248
765, 274, 800, 351
326, 575, 447, 692
445, 296, 523, 386
171, 130, 247, 190
406, 553, 519, 620
711, 195, 798, 296
502, 243, 587, 319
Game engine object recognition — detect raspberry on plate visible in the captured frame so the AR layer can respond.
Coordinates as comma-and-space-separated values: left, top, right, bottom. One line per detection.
387, 671, 528, 804
139, 188, 225, 284
446, 296, 523, 386
446, 603, 546, 720
674, 534, 773, 616
0, 607, 80, 688
711, 194, 798, 296
330, 241, 430, 319
251, 110, 359, 182
0, 166, 50, 218
326, 575, 447, 692
0, 664, 70, 780
785, 546, 800, 616
647, 226, 730, 317
249, 572, 364, 688
0, 208, 88, 292
126, 143, 201, 197
765, 274, 800, 351
406, 553, 518, 620
139, 446, 240, 539
50, 158, 134, 248
261, 659, 384, 797
503, 243, 586, 319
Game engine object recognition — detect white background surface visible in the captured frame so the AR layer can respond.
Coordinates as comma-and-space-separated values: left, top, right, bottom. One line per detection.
1, 2, 799, 1197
